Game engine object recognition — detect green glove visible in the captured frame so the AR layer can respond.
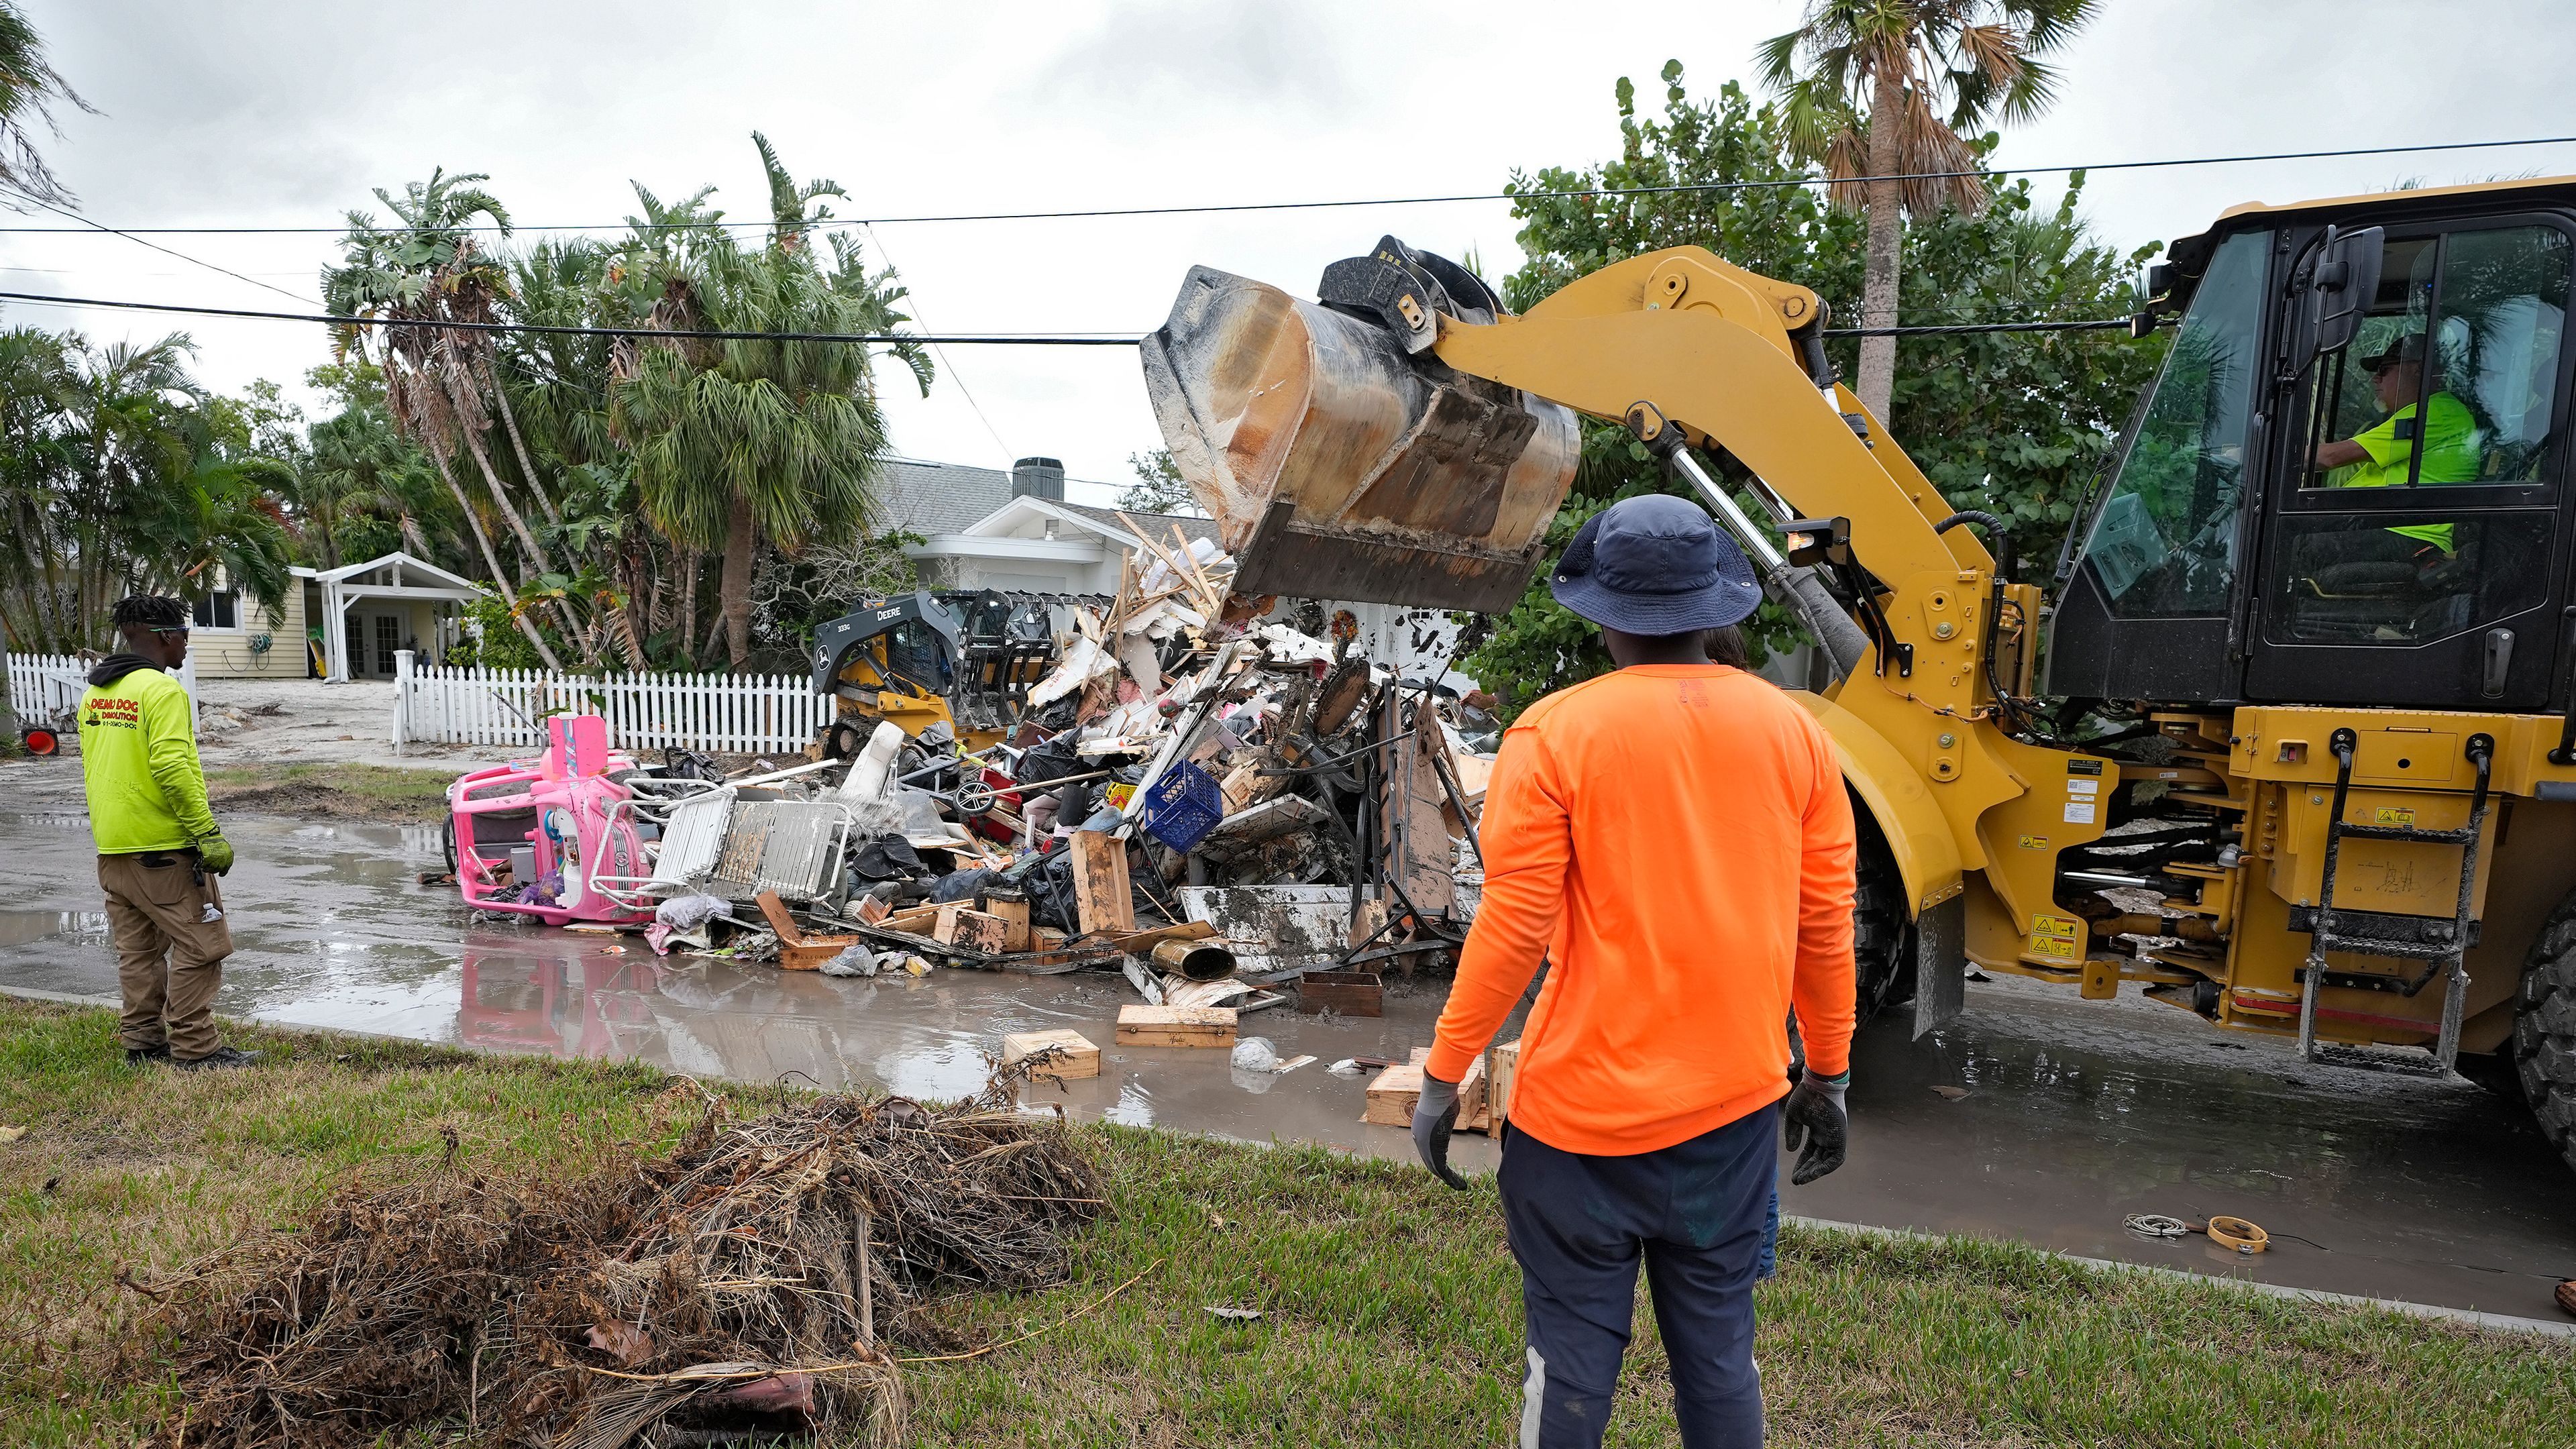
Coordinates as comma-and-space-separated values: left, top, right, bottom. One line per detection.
193, 833, 236, 876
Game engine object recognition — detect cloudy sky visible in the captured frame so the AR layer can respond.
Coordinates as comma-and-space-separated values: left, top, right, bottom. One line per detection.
9, 1, 2575, 505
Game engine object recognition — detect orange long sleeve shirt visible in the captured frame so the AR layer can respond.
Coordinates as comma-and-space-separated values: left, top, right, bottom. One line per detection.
1428, 665, 1857, 1157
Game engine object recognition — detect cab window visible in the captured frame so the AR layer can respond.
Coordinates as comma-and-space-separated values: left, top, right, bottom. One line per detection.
2075, 231, 2270, 617
2300, 223, 2569, 491
2271, 219, 2569, 647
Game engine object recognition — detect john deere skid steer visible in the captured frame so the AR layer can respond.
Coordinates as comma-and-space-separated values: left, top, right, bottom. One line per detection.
1142, 178, 2576, 1173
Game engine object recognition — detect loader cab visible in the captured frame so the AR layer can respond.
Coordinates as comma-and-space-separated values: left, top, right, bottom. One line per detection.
2050, 180, 2576, 710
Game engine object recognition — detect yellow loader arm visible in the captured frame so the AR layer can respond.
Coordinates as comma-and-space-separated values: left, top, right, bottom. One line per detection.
1440, 248, 2124, 1026
1146, 241, 2116, 1031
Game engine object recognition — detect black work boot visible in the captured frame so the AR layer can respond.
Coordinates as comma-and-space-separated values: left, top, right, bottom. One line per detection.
123, 1042, 171, 1067
173, 1046, 264, 1071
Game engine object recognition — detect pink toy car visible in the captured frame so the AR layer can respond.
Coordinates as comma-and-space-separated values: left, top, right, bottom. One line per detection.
443, 714, 656, 926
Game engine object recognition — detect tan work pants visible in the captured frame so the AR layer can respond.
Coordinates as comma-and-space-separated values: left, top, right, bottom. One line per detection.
98, 851, 233, 1060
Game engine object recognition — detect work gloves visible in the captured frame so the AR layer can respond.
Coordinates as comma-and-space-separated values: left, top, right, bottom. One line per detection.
1781, 1067, 1850, 1185
1411, 1070, 1470, 1191
193, 833, 235, 876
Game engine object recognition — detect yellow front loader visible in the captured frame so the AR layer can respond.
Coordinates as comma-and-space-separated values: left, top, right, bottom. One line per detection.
1143, 178, 2576, 1175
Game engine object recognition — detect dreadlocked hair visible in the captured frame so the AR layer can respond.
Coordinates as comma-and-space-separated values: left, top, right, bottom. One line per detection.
111, 595, 189, 631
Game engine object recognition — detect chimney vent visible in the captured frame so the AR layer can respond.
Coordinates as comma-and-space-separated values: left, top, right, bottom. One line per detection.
1010, 456, 1065, 501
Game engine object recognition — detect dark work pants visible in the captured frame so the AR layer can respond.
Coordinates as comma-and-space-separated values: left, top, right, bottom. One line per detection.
1499, 1104, 1778, 1449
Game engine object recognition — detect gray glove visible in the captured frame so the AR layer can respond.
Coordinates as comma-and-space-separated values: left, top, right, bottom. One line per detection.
1781, 1068, 1850, 1185
1410, 1071, 1470, 1191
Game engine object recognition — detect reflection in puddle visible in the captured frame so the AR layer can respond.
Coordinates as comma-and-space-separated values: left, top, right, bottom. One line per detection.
0, 909, 107, 947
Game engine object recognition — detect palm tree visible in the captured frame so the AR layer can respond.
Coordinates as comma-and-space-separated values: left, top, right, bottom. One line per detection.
1759, 1, 2098, 421
0, 1, 93, 206
325, 169, 568, 668
612, 137, 929, 668
0, 324, 75, 651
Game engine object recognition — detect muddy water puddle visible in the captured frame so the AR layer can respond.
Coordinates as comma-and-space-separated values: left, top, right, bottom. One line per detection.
4, 800, 2575, 1317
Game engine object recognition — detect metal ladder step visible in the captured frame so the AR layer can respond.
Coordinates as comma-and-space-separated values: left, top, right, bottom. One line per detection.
2296, 727, 2493, 1073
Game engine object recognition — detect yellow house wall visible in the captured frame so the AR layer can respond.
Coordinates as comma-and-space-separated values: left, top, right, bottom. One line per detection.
189, 587, 309, 680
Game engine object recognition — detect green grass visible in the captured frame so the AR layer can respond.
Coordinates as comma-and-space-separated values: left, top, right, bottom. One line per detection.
203, 761, 455, 820
3, 998, 2571, 1448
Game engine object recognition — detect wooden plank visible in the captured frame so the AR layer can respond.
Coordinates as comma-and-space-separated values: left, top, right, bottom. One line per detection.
882, 902, 941, 935
753, 890, 807, 945
1070, 830, 1136, 934
853, 894, 892, 926
1002, 1028, 1101, 1080
1114, 1004, 1236, 1047
952, 908, 1012, 956
930, 901, 967, 945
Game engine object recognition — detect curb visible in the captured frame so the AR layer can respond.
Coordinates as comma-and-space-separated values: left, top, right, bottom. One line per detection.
1787, 1213, 2576, 1340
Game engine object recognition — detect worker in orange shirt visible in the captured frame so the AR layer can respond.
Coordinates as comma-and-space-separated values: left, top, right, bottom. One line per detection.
1413, 493, 1857, 1449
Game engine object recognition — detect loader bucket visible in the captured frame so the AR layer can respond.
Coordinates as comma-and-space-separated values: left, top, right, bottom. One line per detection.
1140, 264, 1580, 614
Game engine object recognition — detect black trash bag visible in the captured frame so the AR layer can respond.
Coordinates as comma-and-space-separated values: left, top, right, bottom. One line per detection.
931, 866, 999, 904
847, 835, 926, 881
1011, 845, 1083, 931
1016, 735, 1086, 788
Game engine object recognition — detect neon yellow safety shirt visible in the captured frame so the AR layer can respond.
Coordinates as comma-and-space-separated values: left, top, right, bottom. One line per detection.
2332, 390, 2481, 551
77, 665, 220, 855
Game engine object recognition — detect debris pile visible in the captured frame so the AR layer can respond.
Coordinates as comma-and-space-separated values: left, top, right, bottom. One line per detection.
484, 516, 1505, 1014
145, 1081, 1102, 1449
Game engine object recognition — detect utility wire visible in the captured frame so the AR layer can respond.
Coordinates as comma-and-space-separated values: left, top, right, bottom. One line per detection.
0, 289, 1146, 343
0, 186, 320, 305
1, 133, 2570, 236
0, 288, 2151, 342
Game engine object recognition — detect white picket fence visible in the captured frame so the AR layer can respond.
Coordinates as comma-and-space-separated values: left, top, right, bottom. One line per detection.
7, 650, 196, 734
392, 653, 827, 756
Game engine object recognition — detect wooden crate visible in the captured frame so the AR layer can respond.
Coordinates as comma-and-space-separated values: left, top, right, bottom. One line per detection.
1361, 1046, 1438, 1126
1114, 1004, 1236, 1047
1491, 1038, 1521, 1126
1002, 1028, 1101, 1080
1297, 969, 1383, 1017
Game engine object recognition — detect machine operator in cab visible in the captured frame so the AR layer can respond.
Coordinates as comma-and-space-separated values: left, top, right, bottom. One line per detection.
2309, 331, 2481, 557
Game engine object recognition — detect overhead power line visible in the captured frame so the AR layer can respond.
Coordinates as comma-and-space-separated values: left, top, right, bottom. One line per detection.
0, 133, 2570, 237
0, 287, 2149, 343
0, 288, 1146, 343
0, 186, 319, 305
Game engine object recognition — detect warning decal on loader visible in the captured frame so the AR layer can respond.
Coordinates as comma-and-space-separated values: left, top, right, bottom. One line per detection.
2373, 806, 2417, 827
2027, 914, 2082, 961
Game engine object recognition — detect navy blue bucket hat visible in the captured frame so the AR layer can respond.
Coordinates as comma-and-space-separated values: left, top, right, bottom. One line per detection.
1548, 494, 1761, 634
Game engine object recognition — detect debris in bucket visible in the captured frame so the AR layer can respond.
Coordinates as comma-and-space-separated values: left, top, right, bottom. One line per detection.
140, 1074, 1104, 1449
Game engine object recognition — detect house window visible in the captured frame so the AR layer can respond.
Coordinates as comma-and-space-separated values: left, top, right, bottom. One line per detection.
374, 614, 400, 675
191, 590, 239, 631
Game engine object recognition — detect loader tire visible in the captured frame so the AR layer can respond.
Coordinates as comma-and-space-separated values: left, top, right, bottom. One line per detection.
2510, 895, 2576, 1174
1854, 815, 1914, 1022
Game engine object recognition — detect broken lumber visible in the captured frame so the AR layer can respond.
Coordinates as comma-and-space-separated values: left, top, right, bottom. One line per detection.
753, 890, 863, 972
1115, 1004, 1237, 1048
1002, 1028, 1101, 1080
1071, 829, 1136, 934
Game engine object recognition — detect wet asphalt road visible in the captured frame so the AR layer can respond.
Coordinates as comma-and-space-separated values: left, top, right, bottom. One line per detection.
4, 760, 2573, 1322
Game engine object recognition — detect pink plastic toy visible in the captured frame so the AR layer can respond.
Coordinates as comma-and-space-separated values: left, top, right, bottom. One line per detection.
444, 715, 655, 926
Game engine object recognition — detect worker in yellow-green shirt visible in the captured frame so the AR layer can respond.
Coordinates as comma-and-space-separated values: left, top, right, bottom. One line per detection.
76, 595, 259, 1071
2310, 333, 2482, 555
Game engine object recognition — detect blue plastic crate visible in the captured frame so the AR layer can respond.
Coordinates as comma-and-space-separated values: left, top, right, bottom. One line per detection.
1138, 760, 1224, 853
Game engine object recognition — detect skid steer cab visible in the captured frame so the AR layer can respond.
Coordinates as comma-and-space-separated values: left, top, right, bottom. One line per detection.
1143, 178, 2576, 1179
807, 589, 1060, 757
